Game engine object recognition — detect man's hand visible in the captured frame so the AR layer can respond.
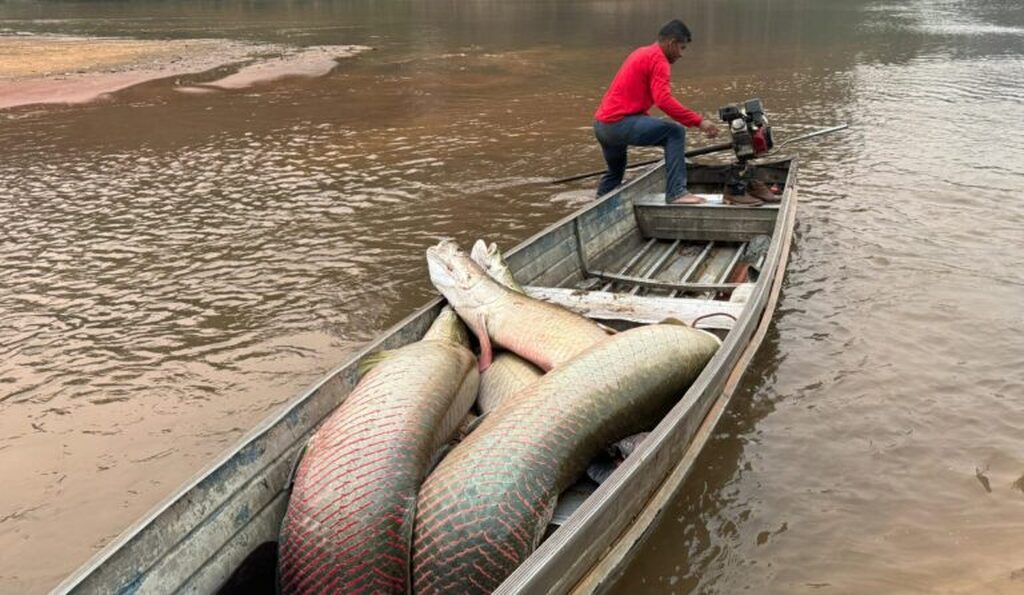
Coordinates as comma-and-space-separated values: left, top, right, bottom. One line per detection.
699, 119, 720, 139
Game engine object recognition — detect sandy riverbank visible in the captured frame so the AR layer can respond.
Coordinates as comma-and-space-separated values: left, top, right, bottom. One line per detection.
0, 35, 369, 109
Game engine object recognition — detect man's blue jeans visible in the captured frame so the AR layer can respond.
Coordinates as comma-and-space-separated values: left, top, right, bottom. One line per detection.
593, 116, 688, 200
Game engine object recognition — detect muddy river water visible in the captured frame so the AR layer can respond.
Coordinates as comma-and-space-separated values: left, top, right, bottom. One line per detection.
2, 0, 1023, 592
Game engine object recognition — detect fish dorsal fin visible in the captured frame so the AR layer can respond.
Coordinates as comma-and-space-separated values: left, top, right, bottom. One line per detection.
357, 350, 395, 377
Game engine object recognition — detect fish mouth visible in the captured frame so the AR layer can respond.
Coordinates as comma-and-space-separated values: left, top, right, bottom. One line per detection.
426, 240, 471, 293
470, 239, 496, 266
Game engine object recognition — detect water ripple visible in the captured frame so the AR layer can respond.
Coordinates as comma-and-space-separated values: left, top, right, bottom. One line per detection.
2, 0, 1024, 592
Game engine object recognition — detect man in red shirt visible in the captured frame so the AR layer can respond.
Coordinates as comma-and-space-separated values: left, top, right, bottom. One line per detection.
594, 19, 719, 204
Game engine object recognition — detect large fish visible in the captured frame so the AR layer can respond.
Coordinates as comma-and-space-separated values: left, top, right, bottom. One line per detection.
411, 323, 720, 594
278, 307, 479, 594
427, 239, 607, 371
468, 240, 545, 414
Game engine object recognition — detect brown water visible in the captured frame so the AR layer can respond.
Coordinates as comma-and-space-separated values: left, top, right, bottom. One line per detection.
2, 0, 1023, 592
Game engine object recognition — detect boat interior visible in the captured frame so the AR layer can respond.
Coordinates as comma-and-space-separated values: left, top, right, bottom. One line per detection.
512, 159, 792, 333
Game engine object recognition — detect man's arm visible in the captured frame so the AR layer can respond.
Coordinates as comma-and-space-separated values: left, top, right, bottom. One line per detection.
649, 60, 703, 127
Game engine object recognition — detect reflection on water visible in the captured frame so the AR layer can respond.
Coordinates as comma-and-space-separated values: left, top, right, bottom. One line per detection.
2, 0, 1023, 592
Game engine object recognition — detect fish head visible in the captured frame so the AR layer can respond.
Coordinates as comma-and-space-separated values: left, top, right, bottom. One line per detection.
469, 240, 501, 278
469, 239, 492, 263
469, 239, 523, 293
426, 240, 502, 312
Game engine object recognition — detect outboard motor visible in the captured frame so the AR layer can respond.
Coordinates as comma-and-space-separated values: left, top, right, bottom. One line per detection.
719, 98, 774, 163
718, 98, 776, 199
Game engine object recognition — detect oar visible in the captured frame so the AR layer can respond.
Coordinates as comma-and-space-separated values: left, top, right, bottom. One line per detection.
549, 123, 849, 185
775, 123, 849, 149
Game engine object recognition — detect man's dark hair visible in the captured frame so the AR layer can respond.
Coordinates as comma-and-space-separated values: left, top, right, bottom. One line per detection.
658, 19, 692, 43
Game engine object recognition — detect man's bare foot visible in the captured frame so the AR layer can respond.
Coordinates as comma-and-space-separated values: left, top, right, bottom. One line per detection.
668, 193, 705, 205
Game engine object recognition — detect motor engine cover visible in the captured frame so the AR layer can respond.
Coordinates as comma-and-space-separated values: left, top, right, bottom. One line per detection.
718, 98, 773, 162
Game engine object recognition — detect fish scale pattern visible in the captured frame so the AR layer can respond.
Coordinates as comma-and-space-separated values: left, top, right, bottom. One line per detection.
412, 324, 719, 594
279, 339, 478, 594
487, 293, 609, 371
477, 352, 543, 414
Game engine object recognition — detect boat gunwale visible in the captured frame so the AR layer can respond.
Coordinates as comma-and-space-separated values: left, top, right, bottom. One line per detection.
569, 164, 799, 594
53, 304, 453, 593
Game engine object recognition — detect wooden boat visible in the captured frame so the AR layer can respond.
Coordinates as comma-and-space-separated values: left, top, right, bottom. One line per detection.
55, 155, 798, 594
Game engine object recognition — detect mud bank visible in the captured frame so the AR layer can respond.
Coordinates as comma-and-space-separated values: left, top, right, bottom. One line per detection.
0, 35, 369, 109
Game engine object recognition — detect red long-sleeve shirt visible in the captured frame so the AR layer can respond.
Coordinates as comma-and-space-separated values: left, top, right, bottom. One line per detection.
594, 43, 703, 127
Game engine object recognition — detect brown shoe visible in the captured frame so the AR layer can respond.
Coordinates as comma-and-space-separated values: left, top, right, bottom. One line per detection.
723, 187, 764, 207
668, 193, 706, 205
748, 179, 780, 203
